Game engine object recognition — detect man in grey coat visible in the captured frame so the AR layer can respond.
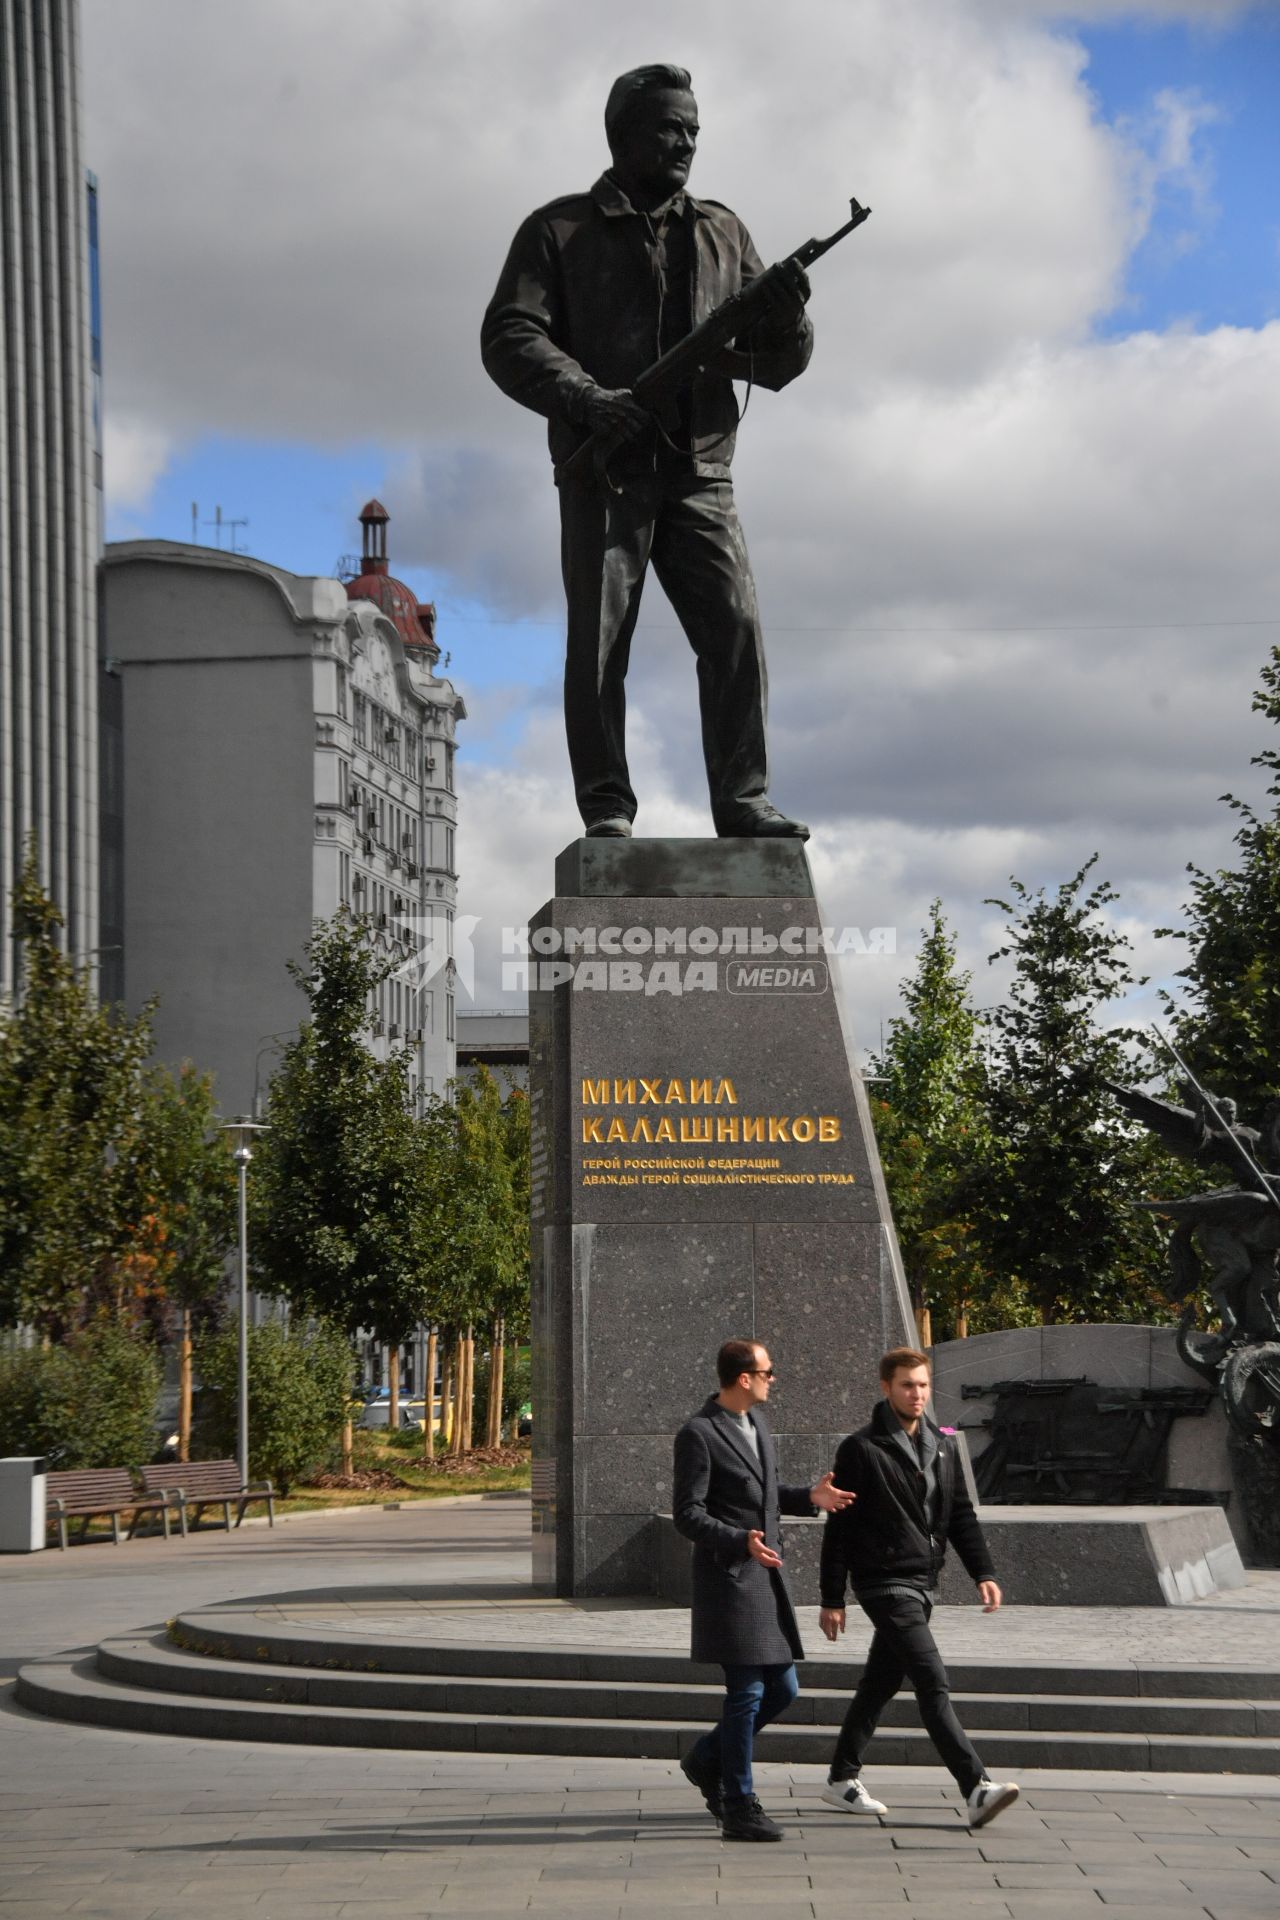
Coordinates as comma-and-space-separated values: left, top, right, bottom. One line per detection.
673, 1338, 853, 1842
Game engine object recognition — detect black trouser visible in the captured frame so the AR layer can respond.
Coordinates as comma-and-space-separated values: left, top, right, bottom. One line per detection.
558, 469, 769, 830
829, 1590, 986, 1796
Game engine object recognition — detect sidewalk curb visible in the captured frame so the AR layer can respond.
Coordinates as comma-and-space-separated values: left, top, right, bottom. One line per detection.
238, 1490, 532, 1528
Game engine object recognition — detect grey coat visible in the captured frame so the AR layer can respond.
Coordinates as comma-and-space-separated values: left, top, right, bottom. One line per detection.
672, 1396, 814, 1667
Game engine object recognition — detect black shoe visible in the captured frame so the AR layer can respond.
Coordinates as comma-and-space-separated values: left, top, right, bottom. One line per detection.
713, 803, 810, 840
584, 815, 632, 838
679, 1750, 722, 1822
720, 1793, 783, 1842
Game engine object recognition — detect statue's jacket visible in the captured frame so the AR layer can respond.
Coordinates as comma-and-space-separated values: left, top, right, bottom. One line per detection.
481, 172, 814, 482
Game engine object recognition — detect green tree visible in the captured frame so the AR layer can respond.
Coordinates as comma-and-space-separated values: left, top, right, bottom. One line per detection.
1160, 645, 1280, 1116
869, 902, 996, 1341
138, 1064, 237, 1458
413, 1070, 531, 1453
975, 859, 1167, 1325
0, 855, 157, 1338
193, 1317, 355, 1494
250, 915, 438, 1380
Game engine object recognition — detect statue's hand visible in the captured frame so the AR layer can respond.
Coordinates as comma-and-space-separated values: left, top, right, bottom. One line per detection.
580, 385, 651, 441
767, 259, 811, 317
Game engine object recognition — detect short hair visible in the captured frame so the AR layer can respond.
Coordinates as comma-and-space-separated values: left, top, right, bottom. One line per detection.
717, 1337, 761, 1388
604, 64, 693, 144
880, 1346, 931, 1382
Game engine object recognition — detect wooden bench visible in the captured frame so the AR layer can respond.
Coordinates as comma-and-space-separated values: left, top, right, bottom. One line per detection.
45, 1468, 173, 1550
139, 1459, 274, 1534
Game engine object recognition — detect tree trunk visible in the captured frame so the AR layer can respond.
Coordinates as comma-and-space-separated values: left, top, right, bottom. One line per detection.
453, 1329, 472, 1457
440, 1335, 454, 1452
466, 1327, 476, 1452
422, 1327, 437, 1462
954, 1307, 970, 1339
178, 1307, 193, 1462
913, 1303, 932, 1349
487, 1317, 505, 1448
388, 1344, 400, 1430
449, 1331, 465, 1456
341, 1412, 353, 1477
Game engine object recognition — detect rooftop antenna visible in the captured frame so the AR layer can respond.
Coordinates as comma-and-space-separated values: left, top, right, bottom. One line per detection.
202, 504, 250, 553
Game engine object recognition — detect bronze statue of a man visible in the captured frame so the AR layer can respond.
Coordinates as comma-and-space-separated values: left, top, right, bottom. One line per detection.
481, 63, 814, 839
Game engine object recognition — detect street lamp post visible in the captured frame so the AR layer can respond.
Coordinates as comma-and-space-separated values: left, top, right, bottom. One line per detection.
220, 1117, 268, 1488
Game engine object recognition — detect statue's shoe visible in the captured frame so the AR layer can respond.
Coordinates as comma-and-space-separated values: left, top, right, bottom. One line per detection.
714, 804, 810, 840
584, 815, 633, 838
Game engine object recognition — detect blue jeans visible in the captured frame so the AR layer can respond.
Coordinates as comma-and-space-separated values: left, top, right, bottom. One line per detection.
689, 1662, 799, 1801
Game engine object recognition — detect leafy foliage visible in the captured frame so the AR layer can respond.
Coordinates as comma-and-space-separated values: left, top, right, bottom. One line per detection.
0, 1320, 162, 1469
869, 903, 997, 1340
1160, 645, 1280, 1116
249, 916, 436, 1344
139, 1064, 237, 1326
0, 856, 159, 1338
974, 859, 1168, 1325
429, 1069, 530, 1339
193, 1316, 355, 1494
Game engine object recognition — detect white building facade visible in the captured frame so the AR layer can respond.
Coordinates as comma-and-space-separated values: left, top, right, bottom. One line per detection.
103, 519, 465, 1115
1, 0, 102, 995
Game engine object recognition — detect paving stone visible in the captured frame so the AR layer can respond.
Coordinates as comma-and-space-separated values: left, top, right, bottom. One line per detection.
994, 1871, 1091, 1888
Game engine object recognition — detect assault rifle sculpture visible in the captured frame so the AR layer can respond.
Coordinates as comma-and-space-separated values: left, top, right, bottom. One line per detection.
557, 197, 871, 492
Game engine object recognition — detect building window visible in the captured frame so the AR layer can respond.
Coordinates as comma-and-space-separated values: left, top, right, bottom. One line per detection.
446, 994, 455, 1042
445, 744, 455, 794
405, 729, 419, 778
445, 825, 455, 873
337, 665, 348, 719
353, 691, 368, 746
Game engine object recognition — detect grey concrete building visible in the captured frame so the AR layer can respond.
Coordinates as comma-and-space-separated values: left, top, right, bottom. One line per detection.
1, 0, 102, 995
103, 505, 466, 1115
456, 1007, 529, 1097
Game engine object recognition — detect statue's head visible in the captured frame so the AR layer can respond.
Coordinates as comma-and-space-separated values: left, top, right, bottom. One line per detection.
605, 64, 698, 201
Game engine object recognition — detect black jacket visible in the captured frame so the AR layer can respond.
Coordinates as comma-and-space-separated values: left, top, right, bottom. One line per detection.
673, 1396, 814, 1666
819, 1400, 995, 1608
481, 173, 813, 481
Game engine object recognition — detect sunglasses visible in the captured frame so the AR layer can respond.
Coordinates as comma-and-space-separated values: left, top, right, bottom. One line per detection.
748, 1367, 776, 1379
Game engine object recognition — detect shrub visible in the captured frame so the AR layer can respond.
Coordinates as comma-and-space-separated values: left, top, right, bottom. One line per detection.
193, 1315, 355, 1495
0, 1320, 162, 1469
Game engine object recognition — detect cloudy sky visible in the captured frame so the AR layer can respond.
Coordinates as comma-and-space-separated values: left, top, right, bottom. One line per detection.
84, 0, 1280, 1051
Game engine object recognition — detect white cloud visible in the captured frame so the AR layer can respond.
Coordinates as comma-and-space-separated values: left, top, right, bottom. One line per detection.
102, 411, 174, 516
81, 0, 1277, 1041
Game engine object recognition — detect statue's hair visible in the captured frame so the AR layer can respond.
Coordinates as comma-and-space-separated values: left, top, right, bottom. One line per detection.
604, 64, 693, 143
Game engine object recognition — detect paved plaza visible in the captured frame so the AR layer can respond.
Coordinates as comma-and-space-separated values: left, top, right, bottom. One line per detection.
3, 1499, 1280, 1919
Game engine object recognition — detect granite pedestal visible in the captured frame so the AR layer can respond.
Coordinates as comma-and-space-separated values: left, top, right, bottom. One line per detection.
529, 838, 913, 1596
655, 1503, 1245, 1607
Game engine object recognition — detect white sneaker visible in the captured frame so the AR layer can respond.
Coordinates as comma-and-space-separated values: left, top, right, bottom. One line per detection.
822, 1778, 887, 1815
967, 1779, 1020, 1829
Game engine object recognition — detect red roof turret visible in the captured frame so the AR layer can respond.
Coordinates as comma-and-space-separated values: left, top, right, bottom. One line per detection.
345, 502, 439, 663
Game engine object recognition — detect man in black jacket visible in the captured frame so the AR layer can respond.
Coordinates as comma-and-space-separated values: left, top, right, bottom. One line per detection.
673, 1338, 853, 1842
481, 63, 813, 841
818, 1347, 1019, 1830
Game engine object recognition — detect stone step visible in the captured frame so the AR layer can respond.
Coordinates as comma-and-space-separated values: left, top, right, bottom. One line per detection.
97, 1633, 1280, 1739
172, 1607, 1280, 1700
16, 1646, 1280, 1773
